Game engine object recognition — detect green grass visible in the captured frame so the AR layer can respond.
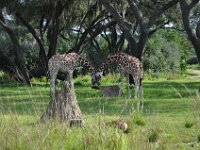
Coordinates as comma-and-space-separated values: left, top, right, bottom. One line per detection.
187, 64, 200, 70
0, 75, 200, 149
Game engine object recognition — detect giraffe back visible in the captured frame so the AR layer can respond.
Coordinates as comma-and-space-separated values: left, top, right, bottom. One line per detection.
98, 52, 143, 78
48, 52, 94, 74
117, 53, 142, 75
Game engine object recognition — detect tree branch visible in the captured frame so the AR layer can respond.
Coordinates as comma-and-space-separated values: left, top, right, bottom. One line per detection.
189, 0, 200, 9
15, 11, 44, 49
180, 0, 200, 62
68, 11, 112, 54
179, 0, 196, 40
77, 21, 117, 54
148, 0, 179, 28
127, 0, 147, 32
15, 10, 48, 71
99, 0, 137, 53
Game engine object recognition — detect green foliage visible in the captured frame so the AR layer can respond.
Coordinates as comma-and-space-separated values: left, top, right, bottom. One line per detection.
74, 75, 91, 86
132, 112, 146, 126
144, 29, 192, 73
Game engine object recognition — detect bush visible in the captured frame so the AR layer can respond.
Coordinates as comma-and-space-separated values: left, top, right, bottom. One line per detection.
144, 38, 182, 74
147, 129, 159, 143
143, 29, 191, 74
74, 75, 91, 86
184, 121, 194, 128
132, 113, 146, 126
197, 134, 200, 143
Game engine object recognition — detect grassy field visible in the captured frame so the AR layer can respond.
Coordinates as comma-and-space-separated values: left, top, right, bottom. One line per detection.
0, 74, 200, 150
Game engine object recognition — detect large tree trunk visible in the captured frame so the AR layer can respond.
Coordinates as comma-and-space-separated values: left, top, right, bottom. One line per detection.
179, 0, 200, 63
41, 81, 84, 127
0, 48, 25, 81
0, 12, 30, 85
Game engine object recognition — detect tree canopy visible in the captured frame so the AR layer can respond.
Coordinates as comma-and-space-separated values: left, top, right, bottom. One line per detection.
0, 0, 200, 84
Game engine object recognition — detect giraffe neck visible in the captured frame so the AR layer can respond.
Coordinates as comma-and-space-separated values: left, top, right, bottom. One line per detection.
97, 53, 119, 72
79, 56, 94, 74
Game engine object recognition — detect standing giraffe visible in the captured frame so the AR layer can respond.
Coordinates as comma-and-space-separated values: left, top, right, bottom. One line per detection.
48, 52, 94, 100
92, 52, 143, 98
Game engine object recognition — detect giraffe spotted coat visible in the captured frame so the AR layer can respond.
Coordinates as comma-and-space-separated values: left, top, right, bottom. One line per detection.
92, 52, 143, 98
48, 52, 94, 100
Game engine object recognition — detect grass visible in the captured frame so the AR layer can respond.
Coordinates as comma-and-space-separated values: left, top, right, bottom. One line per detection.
0, 74, 200, 149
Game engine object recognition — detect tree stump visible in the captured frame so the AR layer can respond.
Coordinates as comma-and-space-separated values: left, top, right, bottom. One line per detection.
41, 81, 84, 127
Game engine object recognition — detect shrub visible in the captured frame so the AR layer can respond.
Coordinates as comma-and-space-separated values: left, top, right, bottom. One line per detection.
74, 75, 90, 86
197, 134, 200, 143
184, 121, 194, 128
147, 129, 159, 143
132, 113, 146, 126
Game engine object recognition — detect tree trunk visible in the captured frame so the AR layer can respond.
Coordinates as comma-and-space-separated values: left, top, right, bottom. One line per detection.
47, 19, 59, 59
41, 81, 84, 127
0, 12, 30, 85
0, 48, 25, 81
15, 11, 48, 73
179, 0, 200, 63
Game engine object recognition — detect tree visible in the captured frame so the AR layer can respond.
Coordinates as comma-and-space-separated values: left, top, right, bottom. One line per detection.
99, 0, 180, 59
0, 0, 119, 81
1, 0, 199, 83
0, 10, 30, 84
179, 0, 200, 63
14, 0, 73, 77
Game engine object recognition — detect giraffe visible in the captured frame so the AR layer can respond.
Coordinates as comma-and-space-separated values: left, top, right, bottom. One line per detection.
48, 52, 94, 100
92, 52, 143, 99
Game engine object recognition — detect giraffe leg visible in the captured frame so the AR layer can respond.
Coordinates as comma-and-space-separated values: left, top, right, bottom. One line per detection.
139, 79, 144, 111
134, 78, 139, 99
119, 71, 124, 97
135, 81, 140, 111
134, 77, 143, 111
139, 79, 143, 98
126, 74, 131, 98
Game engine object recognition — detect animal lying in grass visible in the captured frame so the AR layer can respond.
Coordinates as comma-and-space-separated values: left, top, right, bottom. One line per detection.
106, 118, 129, 133
92, 85, 124, 97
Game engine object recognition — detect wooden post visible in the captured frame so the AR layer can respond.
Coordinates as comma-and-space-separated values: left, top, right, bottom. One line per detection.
41, 81, 84, 127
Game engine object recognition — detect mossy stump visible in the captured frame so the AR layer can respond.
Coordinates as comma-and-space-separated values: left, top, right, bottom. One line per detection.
41, 81, 84, 127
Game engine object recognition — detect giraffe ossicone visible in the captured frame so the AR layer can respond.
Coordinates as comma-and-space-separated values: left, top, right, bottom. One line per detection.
92, 52, 143, 98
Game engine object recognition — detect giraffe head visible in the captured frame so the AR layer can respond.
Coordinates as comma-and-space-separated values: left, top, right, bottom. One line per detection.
91, 71, 103, 87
